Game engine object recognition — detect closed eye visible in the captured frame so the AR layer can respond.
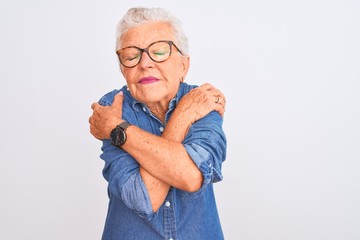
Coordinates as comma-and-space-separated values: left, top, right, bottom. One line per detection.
154, 51, 168, 56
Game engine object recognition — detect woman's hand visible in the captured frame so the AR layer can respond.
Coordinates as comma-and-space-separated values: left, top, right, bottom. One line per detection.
162, 83, 226, 143
89, 92, 124, 140
176, 83, 226, 125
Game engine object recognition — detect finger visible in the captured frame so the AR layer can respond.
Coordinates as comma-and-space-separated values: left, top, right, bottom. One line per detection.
199, 83, 214, 91
217, 90, 226, 102
217, 93, 226, 106
214, 103, 225, 117
91, 102, 100, 110
214, 96, 226, 111
90, 127, 100, 140
210, 89, 226, 105
216, 96, 225, 107
90, 124, 95, 136
215, 99, 226, 117
90, 123, 104, 140
112, 91, 124, 110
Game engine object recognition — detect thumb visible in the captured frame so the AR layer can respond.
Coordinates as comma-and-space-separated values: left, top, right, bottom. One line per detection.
112, 91, 124, 110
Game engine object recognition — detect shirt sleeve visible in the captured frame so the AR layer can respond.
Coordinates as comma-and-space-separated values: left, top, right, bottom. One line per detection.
98, 90, 155, 220
100, 139, 156, 220
183, 111, 227, 185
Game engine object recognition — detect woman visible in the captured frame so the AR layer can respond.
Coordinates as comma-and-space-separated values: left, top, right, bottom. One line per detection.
89, 7, 227, 240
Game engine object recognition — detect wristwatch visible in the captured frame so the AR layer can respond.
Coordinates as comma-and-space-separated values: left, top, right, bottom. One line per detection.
110, 121, 131, 147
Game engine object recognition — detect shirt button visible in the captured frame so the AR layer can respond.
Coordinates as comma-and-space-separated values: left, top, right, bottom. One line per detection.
142, 107, 146, 112
169, 238, 173, 240
165, 201, 171, 207
159, 126, 164, 132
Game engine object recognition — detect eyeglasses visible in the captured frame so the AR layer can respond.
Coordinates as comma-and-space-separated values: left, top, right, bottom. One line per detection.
116, 40, 183, 68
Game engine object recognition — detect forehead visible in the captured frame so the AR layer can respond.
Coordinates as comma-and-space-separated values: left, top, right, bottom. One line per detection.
120, 21, 175, 48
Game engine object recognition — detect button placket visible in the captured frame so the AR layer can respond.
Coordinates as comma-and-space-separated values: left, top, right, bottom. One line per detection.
163, 190, 177, 240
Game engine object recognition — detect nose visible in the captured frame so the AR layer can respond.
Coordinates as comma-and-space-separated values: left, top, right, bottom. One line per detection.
138, 50, 155, 68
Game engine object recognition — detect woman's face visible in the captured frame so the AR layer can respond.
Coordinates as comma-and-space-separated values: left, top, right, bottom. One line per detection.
119, 21, 190, 107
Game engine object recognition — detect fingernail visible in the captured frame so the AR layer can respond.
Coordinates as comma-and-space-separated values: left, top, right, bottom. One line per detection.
118, 91, 123, 95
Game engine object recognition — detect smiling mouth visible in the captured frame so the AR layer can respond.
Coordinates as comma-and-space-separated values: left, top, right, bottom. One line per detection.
138, 77, 159, 84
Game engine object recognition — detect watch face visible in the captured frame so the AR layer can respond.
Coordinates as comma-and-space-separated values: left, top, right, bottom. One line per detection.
111, 126, 127, 147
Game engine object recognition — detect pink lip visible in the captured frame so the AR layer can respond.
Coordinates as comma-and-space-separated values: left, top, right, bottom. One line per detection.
138, 77, 159, 84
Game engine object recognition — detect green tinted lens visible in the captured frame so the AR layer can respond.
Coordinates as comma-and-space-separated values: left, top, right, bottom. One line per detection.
149, 42, 171, 62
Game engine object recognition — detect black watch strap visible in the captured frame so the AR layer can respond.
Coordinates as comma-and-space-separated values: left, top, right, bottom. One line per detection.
118, 121, 131, 131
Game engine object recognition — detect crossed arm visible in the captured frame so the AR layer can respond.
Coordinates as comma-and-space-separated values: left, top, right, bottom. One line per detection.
89, 83, 226, 211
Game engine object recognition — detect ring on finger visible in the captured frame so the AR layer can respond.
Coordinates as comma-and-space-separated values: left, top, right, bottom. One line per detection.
215, 96, 220, 103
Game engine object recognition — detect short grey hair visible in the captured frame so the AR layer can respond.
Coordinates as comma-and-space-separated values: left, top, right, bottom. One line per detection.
115, 7, 189, 55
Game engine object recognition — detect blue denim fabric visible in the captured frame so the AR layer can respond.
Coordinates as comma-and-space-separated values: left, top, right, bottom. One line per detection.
98, 82, 227, 240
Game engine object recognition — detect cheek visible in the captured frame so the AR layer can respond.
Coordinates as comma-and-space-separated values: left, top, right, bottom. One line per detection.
161, 61, 183, 80
121, 70, 136, 84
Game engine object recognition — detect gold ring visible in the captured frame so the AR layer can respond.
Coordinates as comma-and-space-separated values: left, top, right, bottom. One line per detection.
215, 96, 220, 103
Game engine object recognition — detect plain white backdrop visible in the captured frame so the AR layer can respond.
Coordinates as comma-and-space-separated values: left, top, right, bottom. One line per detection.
1, 0, 359, 239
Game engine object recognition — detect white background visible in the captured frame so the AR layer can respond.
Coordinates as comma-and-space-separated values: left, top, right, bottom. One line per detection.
1, 0, 359, 239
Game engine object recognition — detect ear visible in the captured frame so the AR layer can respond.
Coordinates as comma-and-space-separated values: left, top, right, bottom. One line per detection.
180, 56, 190, 80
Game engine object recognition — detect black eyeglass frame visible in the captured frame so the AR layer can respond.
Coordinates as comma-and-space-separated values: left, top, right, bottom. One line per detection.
116, 40, 183, 68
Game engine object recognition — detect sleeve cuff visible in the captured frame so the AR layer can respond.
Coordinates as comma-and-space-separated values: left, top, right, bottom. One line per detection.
184, 143, 223, 184
118, 172, 156, 220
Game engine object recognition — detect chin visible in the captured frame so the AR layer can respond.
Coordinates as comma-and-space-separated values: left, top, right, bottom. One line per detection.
137, 93, 164, 103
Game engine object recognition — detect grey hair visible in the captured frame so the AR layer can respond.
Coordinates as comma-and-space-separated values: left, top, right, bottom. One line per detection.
115, 7, 189, 55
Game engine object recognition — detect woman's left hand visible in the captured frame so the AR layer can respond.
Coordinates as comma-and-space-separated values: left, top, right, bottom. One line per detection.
176, 83, 226, 125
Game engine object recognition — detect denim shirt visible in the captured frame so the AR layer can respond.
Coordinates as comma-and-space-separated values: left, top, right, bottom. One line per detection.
98, 82, 227, 240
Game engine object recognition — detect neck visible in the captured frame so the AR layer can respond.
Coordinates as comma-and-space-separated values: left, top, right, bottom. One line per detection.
148, 103, 168, 123
145, 91, 178, 123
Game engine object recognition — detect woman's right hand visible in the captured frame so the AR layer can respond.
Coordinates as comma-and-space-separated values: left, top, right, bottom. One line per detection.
176, 83, 226, 125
